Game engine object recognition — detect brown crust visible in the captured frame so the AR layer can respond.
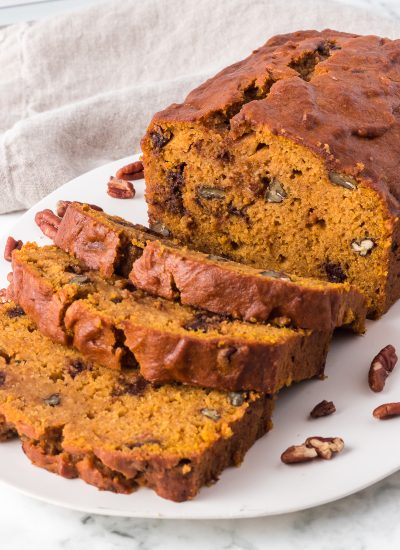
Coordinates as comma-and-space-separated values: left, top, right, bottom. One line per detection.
146, 30, 400, 212
54, 203, 152, 278
130, 240, 366, 332
11, 253, 72, 344
119, 319, 330, 392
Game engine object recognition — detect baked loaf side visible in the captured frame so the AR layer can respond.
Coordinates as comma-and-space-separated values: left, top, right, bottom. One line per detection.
142, 29, 400, 318
55, 203, 366, 332
10, 244, 331, 392
0, 302, 273, 502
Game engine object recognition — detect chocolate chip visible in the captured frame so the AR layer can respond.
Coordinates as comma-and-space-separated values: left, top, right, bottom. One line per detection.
150, 127, 172, 150
183, 314, 210, 333
264, 178, 287, 203
324, 262, 347, 283
329, 172, 357, 191
6, 306, 25, 318
200, 408, 221, 421
165, 165, 185, 215
69, 275, 90, 285
44, 393, 61, 406
183, 312, 223, 333
259, 270, 291, 281
112, 376, 148, 397
218, 151, 232, 162
111, 297, 123, 304
229, 392, 245, 407
0, 350, 10, 364
227, 202, 249, 220
197, 187, 226, 199
67, 359, 87, 379
0, 371, 6, 386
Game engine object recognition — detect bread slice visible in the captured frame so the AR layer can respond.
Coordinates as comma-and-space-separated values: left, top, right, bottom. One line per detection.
10, 243, 331, 392
55, 203, 366, 332
54, 202, 158, 278
0, 301, 273, 502
141, 30, 400, 319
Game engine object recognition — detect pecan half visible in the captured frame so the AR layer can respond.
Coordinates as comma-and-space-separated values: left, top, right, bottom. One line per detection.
281, 436, 344, 464
368, 345, 397, 392
35, 209, 61, 240
115, 161, 144, 181
310, 400, 336, 418
305, 436, 344, 459
281, 444, 318, 464
4, 236, 23, 262
373, 402, 400, 419
56, 200, 103, 218
107, 177, 135, 199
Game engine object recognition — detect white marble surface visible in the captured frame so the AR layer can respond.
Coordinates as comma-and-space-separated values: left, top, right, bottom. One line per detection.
2, 0, 400, 548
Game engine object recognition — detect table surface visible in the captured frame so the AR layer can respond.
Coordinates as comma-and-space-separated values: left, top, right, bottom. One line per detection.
2, 0, 400, 548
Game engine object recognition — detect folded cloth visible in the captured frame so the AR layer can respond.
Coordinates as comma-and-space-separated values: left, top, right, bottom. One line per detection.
0, 0, 399, 213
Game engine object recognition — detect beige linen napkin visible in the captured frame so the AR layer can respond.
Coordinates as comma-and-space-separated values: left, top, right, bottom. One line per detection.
1, 0, 400, 213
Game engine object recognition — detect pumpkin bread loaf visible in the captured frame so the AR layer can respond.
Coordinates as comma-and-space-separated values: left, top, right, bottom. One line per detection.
10, 244, 331, 392
0, 301, 274, 502
55, 203, 366, 332
142, 29, 400, 318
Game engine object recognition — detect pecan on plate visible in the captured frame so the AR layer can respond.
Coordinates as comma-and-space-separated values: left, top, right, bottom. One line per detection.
4, 236, 23, 262
373, 402, 400, 419
34, 209, 61, 240
368, 345, 397, 392
115, 160, 144, 181
305, 436, 344, 459
107, 177, 135, 199
281, 436, 344, 464
310, 400, 336, 418
281, 444, 318, 464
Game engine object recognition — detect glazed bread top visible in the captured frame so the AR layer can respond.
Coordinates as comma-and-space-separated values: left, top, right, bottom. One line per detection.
147, 29, 400, 211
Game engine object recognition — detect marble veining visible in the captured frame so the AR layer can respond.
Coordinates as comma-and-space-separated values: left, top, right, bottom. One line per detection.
2, 0, 400, 548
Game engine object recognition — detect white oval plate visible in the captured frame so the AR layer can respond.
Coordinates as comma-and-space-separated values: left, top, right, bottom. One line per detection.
1, 155, 400, 519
